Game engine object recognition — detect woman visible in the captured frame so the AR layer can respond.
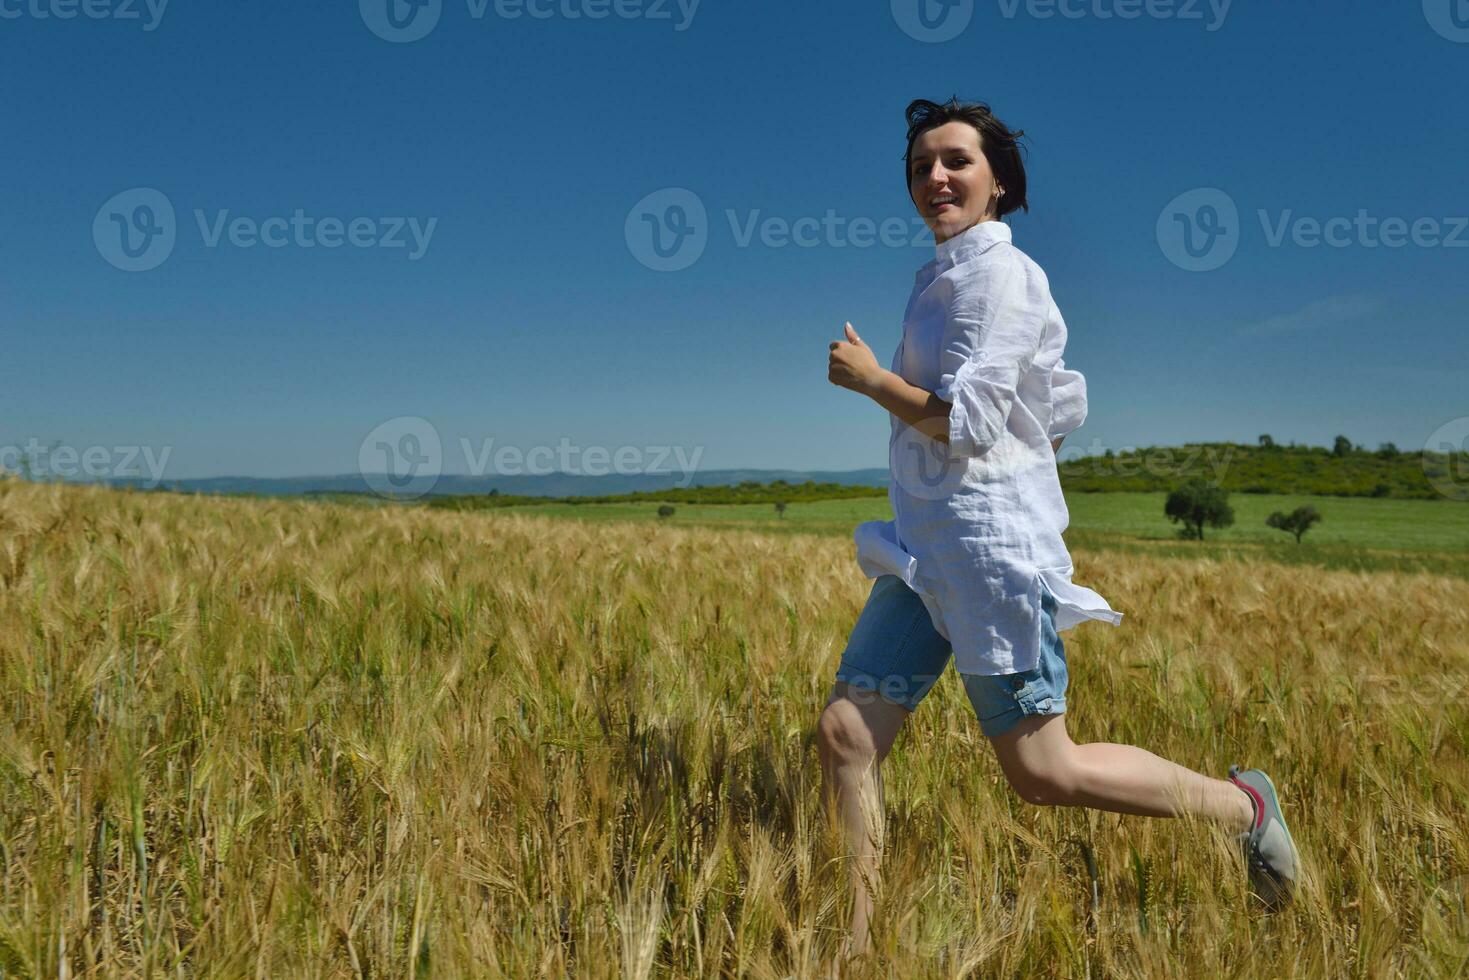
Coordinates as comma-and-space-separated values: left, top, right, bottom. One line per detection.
822, 97, 1300, 955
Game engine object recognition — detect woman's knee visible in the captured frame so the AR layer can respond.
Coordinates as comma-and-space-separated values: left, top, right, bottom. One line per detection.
817, 699, 879, 768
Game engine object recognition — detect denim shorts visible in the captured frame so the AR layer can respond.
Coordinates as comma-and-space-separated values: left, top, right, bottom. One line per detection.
833, 574, 1068, 739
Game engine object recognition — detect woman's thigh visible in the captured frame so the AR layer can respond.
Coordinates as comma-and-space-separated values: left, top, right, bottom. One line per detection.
959, 582, 1070, 740
832, 574, 954, 713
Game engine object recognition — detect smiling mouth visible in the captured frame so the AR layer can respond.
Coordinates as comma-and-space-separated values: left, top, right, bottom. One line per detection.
929, 195, 960, 214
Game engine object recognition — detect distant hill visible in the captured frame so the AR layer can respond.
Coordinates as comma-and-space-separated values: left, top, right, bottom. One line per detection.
1057, 441, 1455, 500
17, 440, 1461, 504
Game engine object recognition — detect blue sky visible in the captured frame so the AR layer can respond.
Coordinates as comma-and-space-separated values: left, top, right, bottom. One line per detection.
4, 1, 1467, 481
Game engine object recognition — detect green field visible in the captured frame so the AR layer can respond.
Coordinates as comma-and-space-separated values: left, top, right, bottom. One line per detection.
461, 491, 1469, 579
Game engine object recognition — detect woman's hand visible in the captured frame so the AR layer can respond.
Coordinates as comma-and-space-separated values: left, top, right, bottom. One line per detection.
828, 322, 882, 394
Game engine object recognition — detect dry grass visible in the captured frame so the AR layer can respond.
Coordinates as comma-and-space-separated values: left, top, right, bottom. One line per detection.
1, 476, 1466, 977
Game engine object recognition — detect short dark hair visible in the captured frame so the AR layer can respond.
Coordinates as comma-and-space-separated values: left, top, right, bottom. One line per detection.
903, 97, 1029, 219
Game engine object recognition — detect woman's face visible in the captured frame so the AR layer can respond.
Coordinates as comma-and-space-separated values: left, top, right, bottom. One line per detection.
908, 121, 1002, 245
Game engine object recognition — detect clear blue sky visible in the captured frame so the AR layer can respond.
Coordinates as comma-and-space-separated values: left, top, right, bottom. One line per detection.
5, 1, 1467, 480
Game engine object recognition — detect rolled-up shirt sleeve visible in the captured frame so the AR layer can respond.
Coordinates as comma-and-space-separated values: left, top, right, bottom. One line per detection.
931, 252, 1048, 459
1048, 357, 1088, 441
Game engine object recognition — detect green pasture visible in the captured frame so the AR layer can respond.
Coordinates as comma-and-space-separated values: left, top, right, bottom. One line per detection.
464, 491, 1469, 579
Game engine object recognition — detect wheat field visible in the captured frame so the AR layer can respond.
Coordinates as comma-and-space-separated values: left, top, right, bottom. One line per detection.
1, 476, 1466, 978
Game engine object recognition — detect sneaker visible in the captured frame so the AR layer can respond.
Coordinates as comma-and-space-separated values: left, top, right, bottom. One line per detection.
1227, 765, 1300, 910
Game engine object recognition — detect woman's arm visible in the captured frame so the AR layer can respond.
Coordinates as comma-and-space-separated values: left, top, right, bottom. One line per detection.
830, 322, 952, 441
831, 320, 1069, 456
866, 371, 1066, 455
860, 369, 952, 442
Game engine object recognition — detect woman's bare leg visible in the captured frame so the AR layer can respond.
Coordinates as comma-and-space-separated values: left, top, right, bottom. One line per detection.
816, 681, 912, 956
989, 713, 1255, 830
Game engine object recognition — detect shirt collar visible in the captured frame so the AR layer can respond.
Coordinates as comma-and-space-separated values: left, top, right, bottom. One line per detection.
916, 219, 1012, 283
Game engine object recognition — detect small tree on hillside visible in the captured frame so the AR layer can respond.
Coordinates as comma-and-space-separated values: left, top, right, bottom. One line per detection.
1332, 435, 1353, 457
774, 500, 787, 519
1258, 434, 1276, 449
1164, 479, 1235, 541
657, 504, 675, 520
1266, 505, 1322, 544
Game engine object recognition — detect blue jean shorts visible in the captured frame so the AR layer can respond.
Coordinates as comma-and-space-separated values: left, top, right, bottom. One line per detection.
833, 574, 1069, 739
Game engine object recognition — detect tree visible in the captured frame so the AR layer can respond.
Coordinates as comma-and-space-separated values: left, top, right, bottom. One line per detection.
657, 504, 675, 520
1331, 435, 1353, 457
1164, 479, 1235, 541
1258, 434, 1276, 449
1376, 442, 1399, 458
774, 500, 787, 518
1266, 505, 1322, 544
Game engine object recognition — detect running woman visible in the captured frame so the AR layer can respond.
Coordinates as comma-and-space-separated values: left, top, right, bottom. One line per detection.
821, 97, 1300, 956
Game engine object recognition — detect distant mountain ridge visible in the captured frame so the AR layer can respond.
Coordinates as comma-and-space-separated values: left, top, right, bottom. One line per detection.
20, 439, 1461, 502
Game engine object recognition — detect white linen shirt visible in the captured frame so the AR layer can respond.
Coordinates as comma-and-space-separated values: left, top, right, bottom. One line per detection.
852, 218, 1123, 676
